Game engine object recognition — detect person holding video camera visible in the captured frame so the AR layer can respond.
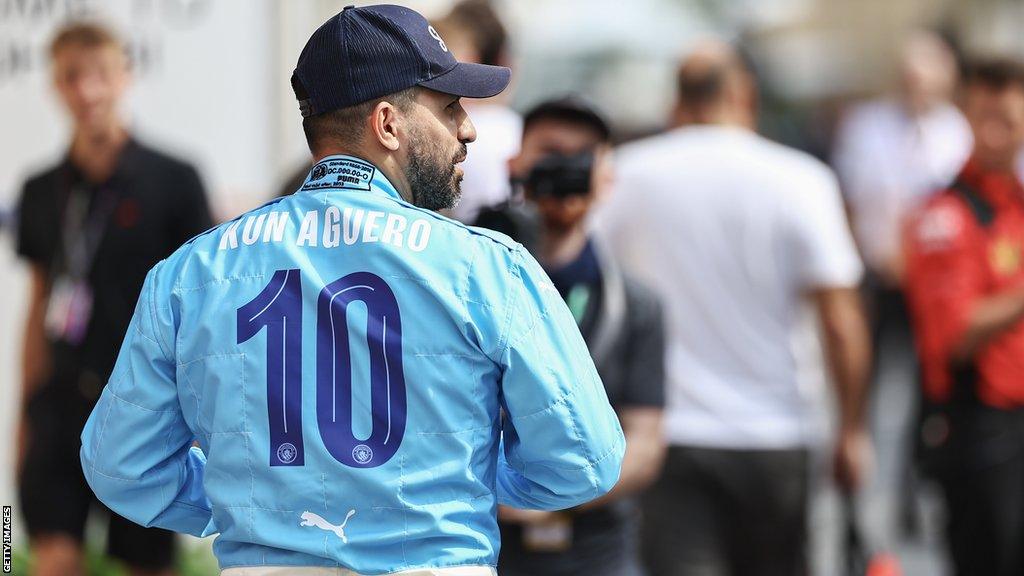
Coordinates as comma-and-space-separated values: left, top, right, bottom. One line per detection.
474, 97, 667, 576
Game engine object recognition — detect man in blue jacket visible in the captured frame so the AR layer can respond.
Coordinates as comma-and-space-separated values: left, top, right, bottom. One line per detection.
79, 5, 624, 576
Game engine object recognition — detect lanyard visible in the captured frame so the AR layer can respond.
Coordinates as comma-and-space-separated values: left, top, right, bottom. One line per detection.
60, 184, 118, 280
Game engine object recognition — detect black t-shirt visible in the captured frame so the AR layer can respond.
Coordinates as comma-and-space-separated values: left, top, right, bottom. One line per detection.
17, 137, 213, 399
497, 238, 666, 575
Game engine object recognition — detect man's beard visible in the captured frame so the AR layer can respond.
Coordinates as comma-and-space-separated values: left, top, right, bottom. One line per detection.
405, 129, 466, 211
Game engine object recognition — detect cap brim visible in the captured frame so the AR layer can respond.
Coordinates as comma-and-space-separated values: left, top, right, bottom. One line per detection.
419, 62, 511, 99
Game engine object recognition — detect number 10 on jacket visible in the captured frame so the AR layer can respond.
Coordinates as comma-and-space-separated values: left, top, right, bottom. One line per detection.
237, 269, 407, 469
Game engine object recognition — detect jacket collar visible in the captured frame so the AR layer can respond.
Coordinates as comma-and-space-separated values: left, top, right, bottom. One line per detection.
298, 154, 403, 202
60, 135, 145, 188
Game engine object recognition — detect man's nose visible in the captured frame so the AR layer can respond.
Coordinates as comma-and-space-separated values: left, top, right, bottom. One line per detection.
459, 115, 477, 144
75, 75, 105, 104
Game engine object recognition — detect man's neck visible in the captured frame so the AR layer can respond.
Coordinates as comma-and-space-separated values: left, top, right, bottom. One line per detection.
672, 106, 752, 130
314, 147, 414, 204
541, 224, 589, 269
70, 122, 129, 183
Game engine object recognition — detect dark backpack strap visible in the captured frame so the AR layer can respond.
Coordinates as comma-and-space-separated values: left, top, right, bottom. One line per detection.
944, 178, 989, 409
949, 178, 995, 227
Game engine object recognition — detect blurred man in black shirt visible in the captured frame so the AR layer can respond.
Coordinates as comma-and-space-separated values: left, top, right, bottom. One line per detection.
475, 97, 667, 576
15, 22, 212, 576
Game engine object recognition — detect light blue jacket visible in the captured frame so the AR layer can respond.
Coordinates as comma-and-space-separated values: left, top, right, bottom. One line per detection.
80, 155, 625, 574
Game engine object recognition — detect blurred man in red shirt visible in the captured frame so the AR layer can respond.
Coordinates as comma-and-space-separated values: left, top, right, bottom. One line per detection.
904, 57, 1024, 576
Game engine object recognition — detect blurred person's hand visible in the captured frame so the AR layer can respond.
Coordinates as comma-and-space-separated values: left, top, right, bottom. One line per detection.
834, 426, 873, 493
876, 253, 906, 289
498, 506, 557, 524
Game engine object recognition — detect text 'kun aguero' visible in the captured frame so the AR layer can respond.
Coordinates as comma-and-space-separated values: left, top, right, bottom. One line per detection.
217, 207, 433, 253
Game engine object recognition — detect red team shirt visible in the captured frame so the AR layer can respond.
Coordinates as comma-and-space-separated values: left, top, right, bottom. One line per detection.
904, 159, 1024, 409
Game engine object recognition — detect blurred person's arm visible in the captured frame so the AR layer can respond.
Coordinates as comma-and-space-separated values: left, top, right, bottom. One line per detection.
80, 261, 216, 537
21, 264, 50, 401
813, 287, 872, 490
17, 181, 53, 400
16, 179, 53, 475
791, 165, 872, 491
955, 286, 1024, 359
472, 245, 625, 511
18, 264, 49, 475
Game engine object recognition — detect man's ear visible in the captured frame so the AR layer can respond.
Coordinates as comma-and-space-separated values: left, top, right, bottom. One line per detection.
370, 100, 403, 152
591, 145, 615, 203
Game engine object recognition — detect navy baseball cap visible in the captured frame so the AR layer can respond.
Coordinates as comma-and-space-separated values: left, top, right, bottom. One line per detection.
292, 4, 512, 117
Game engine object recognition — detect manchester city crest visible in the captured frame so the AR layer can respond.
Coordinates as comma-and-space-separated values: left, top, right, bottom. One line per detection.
277, 442, 298, 464
352, 444, 373, 464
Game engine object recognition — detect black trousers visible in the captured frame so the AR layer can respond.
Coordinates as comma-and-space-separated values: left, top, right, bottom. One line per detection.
640, 446, 809, 576
937, 405, 1024, 576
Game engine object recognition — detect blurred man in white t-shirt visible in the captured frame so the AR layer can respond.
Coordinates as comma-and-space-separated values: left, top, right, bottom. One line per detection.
433, 0, 522, 223
597, 40, 873, 576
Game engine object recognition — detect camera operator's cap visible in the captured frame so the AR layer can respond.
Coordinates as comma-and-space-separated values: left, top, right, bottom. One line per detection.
291, 4, 511, 117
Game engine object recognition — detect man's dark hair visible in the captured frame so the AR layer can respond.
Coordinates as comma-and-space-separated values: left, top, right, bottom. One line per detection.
439, 0, 507, 66
300, 88, 416, 152
522, 96, 612, 142
964, 56, 1024, 92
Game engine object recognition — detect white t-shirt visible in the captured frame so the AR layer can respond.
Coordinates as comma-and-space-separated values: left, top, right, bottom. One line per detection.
451, 103, 522, 223
832, 100, 972, 274
595, 125, 863, 449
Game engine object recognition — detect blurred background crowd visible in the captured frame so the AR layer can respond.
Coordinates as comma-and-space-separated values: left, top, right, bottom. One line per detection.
3, 0, 1024, 575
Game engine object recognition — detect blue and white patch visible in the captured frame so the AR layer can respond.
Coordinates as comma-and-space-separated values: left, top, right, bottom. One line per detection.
277, 442, 298, 464
302, 158, 376, 192
352, 444, 373, 464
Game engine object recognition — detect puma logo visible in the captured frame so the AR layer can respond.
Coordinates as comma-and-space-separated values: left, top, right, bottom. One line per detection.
300, 510, 356, 544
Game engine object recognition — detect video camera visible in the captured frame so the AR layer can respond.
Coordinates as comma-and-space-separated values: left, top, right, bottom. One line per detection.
522, 151, 595, 199
475, 150, 595, 253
